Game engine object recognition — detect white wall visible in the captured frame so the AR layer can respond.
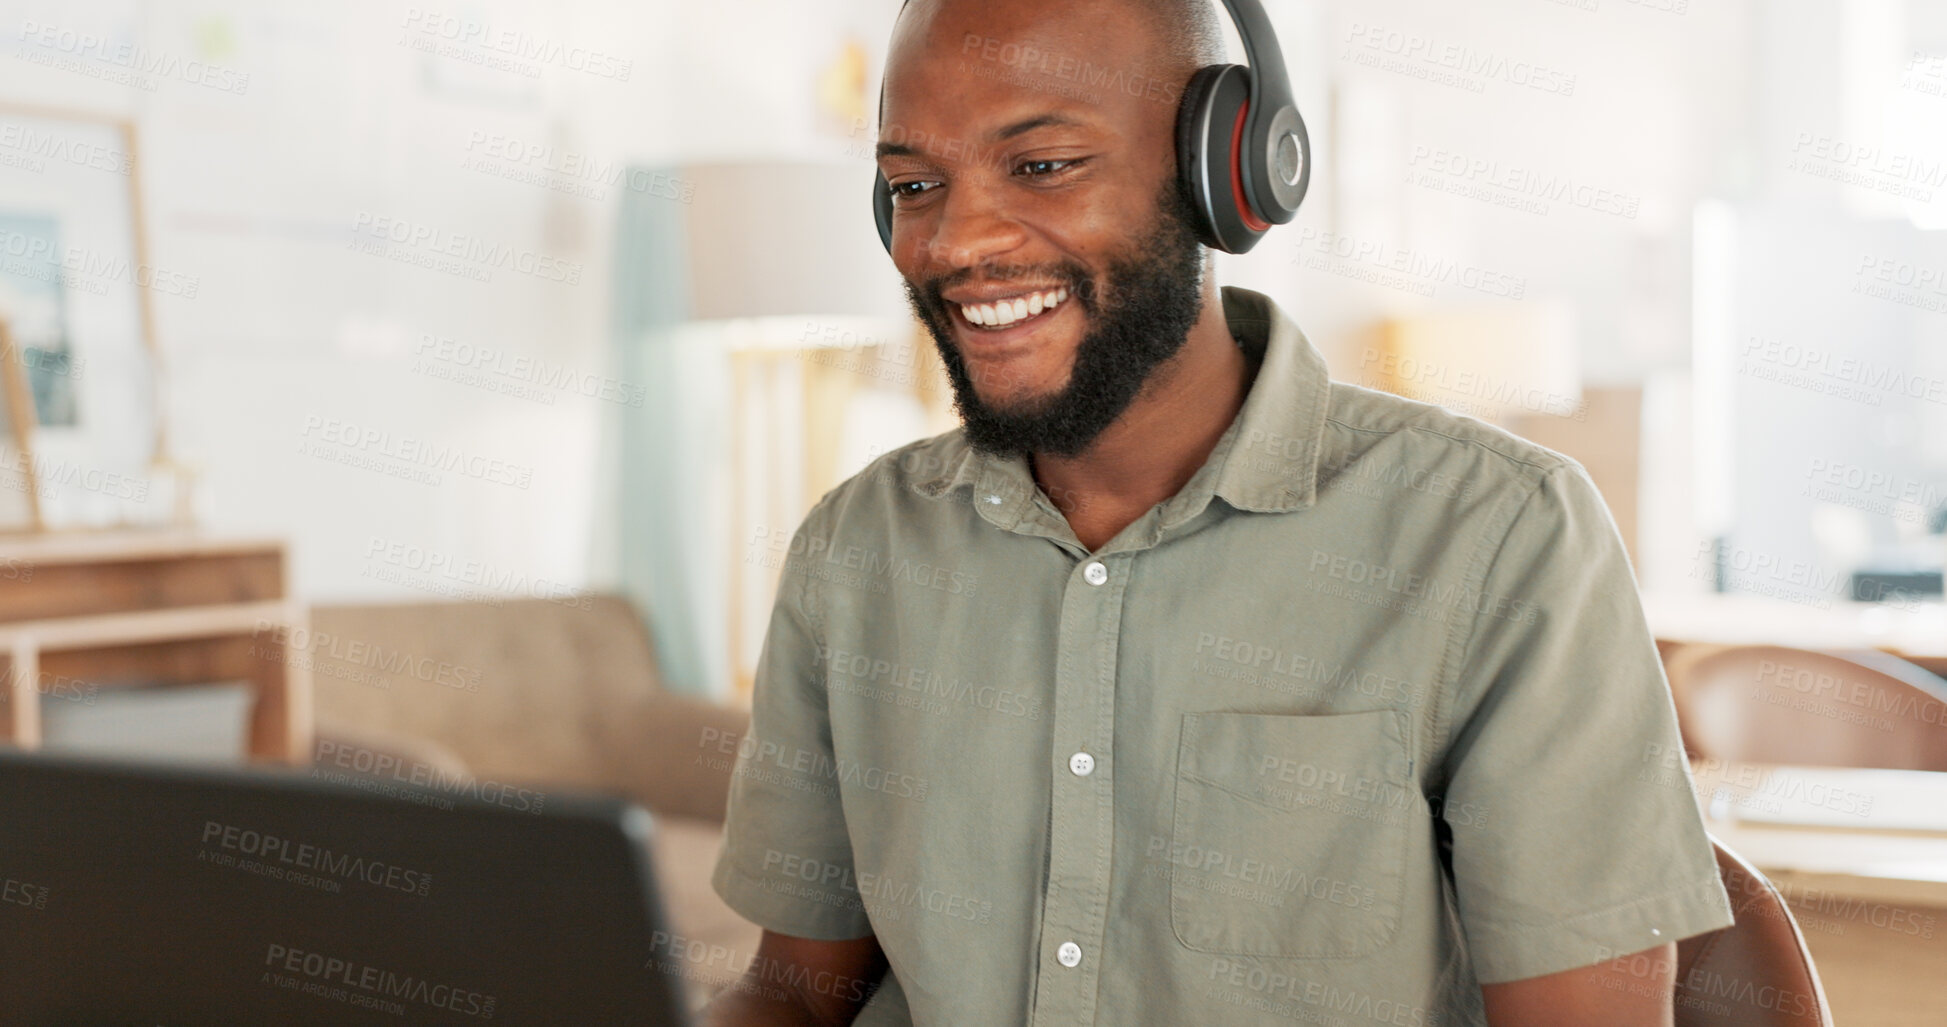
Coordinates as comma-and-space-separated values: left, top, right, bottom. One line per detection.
12, 0, 1901, 611
0, 0, 901, 602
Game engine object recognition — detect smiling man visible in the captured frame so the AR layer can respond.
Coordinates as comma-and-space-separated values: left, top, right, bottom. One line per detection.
702, 1, 1734, 1025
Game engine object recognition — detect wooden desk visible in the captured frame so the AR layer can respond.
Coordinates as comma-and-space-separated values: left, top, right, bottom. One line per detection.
1644, 589, 1947, 678
1685, 761, 1947, 1027
0, 531, 310, 762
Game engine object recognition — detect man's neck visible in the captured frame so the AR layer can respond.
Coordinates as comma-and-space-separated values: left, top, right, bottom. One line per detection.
1030, 285, 1258, 553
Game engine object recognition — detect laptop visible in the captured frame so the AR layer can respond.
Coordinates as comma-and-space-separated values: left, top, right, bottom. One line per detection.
0, 750, 694, 1026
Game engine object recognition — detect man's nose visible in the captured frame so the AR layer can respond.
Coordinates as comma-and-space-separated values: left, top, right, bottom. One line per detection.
912, 181, 1028, 273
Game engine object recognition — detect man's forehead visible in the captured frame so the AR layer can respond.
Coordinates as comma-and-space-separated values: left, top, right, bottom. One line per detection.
878, 3, 1172, 155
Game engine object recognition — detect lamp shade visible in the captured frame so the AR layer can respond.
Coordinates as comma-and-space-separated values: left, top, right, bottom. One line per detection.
681, 161, 912, 323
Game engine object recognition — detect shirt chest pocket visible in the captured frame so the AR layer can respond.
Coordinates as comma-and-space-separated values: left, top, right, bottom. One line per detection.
1169, 709, 1413, 960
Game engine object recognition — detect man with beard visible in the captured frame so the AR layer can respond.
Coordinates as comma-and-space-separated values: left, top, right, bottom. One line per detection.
704, 1, 1734, 1024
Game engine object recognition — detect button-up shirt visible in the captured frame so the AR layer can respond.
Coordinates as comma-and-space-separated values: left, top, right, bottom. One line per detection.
712, 286, 1735, 1025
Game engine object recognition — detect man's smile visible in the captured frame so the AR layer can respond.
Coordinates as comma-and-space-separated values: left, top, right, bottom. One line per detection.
943, 285, 1078, 359
950, 286, 1070, 330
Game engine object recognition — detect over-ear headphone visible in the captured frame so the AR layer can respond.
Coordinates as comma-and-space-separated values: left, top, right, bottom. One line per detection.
871, 0, 1308, 256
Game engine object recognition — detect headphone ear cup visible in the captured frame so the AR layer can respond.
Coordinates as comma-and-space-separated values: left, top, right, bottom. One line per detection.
1174, 64, 1264, 254
873, 169, 895, 254
1174, 65, 1231, 251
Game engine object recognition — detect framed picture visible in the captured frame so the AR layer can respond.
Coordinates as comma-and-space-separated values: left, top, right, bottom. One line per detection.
0, 104, 165, 531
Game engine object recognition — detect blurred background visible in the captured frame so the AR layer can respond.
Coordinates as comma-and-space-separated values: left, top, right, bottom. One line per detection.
0, 0, 1944, 1023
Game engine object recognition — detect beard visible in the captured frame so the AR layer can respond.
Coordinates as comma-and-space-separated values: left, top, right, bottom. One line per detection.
901, 176, 1208, 458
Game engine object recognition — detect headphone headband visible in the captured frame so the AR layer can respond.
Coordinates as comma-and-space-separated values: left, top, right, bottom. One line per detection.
1219, 0, 1306, 224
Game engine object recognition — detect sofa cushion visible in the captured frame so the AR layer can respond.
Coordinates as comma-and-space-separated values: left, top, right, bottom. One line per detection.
308, 595, 749, 821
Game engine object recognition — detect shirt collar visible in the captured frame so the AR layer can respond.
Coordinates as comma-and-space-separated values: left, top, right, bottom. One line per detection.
911, 285, 1332, 524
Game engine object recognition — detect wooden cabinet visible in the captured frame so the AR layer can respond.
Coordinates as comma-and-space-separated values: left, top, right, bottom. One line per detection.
0, 532, 309, 763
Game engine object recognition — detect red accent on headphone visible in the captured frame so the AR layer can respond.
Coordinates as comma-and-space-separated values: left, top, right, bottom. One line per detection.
1229, 101, 1271, 233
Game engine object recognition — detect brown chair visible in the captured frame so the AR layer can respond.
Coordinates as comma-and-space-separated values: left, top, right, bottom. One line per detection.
1664, 644, 1947, 770
1674, 836, 1833, 1026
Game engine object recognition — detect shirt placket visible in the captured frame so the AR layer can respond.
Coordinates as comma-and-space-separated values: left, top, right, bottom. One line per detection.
1029, 547, 1126, 1026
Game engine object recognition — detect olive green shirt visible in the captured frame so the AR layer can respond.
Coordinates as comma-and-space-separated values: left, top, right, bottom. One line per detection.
711, 286, 1734, 1025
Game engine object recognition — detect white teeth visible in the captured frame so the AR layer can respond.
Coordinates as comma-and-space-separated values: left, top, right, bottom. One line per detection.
960, 288, 1070, 329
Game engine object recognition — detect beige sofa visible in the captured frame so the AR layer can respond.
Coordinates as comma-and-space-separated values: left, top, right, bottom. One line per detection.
306, 595, 761, 1010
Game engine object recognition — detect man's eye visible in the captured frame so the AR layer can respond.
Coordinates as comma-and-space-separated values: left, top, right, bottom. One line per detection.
1016, 158, 1078, 177
889, 180, 937, 200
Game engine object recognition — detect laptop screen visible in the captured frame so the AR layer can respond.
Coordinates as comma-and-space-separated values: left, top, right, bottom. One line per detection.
0, 751, 692, 1026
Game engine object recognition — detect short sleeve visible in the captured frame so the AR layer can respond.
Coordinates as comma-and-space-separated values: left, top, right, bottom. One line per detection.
710, 503, 876, 940
1440, 461, 1734, 983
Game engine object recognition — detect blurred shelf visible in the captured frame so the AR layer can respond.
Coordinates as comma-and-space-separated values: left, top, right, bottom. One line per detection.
1645, 589, 1947, 676
0, 532, 309, 763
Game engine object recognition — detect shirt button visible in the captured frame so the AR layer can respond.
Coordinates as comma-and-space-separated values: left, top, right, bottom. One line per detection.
1082, 561, 1108, 586
1057, 941, 1082, 968
1068, 752, 1095, 776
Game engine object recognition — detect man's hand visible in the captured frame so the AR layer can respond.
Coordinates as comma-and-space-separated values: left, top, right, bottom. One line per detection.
1481, 941, 1677, 1027
697, 929, 887, 1027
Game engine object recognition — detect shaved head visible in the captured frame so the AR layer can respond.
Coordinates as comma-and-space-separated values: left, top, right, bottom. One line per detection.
1128, 0, 1229, 75
895, 0, 1227, 87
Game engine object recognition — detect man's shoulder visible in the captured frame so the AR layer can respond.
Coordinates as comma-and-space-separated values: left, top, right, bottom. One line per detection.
1318, 377, 1584, 496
